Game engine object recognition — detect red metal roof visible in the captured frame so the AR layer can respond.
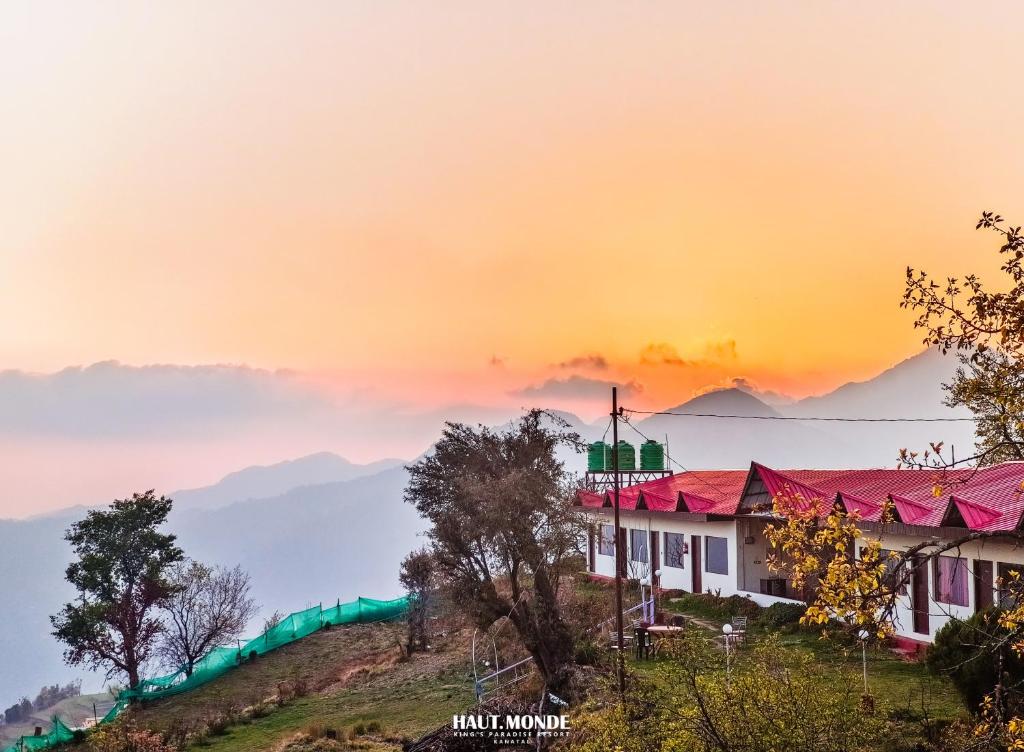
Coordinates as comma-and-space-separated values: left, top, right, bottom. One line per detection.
575, 461, 1024, 533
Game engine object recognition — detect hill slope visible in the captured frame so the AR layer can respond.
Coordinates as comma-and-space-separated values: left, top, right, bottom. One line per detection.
0, 692, 114, 747
128, 622, 471, 751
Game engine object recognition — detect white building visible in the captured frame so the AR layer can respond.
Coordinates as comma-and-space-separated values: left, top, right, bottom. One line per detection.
577, 461, 1024, 647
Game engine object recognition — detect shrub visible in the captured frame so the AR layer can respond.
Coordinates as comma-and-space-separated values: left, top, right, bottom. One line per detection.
573, 638, 601, 666
276, 681, 296, 706
668, 592, 761, 623
758, 602, 806, 631
303, 722, 339, 740
87, 722, 177, 752
249, 700, 273, 718
927, 609, 1024, 711
567, 632, 894, 752
206, 712, 233, 735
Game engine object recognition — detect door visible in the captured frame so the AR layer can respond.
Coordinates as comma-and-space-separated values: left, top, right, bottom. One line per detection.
911, 554, 929, 635
649, 530, 661, 588
974, 560, 994, 612
617, 528, 628, 578
587, 527, 596, 573
691, 534, 702, 594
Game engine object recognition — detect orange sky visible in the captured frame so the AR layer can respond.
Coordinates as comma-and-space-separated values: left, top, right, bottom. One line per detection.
2, 1, 1023, 413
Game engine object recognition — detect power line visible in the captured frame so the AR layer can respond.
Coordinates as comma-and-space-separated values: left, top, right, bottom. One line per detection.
619, 414, 739, 502
622, 408, 977, 423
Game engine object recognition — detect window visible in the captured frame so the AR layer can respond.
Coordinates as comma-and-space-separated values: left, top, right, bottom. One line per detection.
933, 556, 969, 607
598, 524, 615, 556
998, 562, 1022, 607
664, 532, 686, 569
630, 529, 648, 563
705, 536, 729, 575
875, 548, 908, 596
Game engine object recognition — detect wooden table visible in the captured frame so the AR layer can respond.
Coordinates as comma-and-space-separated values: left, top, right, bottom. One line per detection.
646, 624, 686, 656
646, 625, 687, 636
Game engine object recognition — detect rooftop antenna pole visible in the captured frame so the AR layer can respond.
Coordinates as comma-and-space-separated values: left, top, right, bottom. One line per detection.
611, 386, 626, 698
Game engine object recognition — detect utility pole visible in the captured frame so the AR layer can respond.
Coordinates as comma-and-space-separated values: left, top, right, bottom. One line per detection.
611, 386, 626, 697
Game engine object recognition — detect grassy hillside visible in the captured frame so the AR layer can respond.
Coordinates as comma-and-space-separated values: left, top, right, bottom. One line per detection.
0, 692, 114, 747
123, 621, 472, 751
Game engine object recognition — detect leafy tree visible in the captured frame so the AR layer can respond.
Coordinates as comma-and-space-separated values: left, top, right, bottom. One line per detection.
763, 493, 896, 638
404, 410, 585, 697
158, 561, 257, 676
51, 491, 183, 689
4, 697, 33, 725
399, 548, 436, 653
902, 212, 1024, 468
32, 680, 81, 711
762, 493, 1024, 749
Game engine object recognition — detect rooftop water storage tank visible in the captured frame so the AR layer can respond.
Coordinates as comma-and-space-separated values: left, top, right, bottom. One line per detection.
615, 441, 636, 471
640, 439, 665, 471
588, 441, 611, 472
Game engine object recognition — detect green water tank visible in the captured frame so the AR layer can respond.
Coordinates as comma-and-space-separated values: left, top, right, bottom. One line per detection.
640, 439, 665, 471
587, 441, 611, 471
615, 441, 636, 471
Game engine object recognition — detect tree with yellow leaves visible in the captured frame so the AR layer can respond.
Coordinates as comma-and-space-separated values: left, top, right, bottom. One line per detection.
762, 491, 1024, 751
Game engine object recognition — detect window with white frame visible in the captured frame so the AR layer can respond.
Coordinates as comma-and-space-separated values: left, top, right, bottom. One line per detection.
598, 524, 615, 556
664, 532, 686, 569
630, 529, 648, 563
705, 536, 729, 575
933, 555, 969, 607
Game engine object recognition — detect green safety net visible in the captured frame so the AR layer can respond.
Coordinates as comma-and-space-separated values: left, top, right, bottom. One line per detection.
1, 595, 408, 752
1, 717, 74, 752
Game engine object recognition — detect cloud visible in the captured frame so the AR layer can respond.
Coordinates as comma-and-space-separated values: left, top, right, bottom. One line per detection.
729, 377, 794, 406
556, 354, 609, 371
694, 376, 795, 407
639, 343, 695, 367
512, 376, 642, 401
640, 340, 739, 367
0, 361, 333, 439
704, 339, 738, 361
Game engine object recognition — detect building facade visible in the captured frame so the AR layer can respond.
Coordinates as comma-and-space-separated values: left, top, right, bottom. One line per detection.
578, 461, 1024, 644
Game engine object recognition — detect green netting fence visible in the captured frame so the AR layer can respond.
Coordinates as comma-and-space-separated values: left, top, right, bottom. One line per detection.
2, 718, 74, 752
2, 595, 408, 752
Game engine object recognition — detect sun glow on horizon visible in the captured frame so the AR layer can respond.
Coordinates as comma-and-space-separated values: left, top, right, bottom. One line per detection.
1, 1, 1022, 487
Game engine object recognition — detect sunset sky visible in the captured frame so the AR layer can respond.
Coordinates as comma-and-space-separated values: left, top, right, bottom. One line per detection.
2, 2, 1024, 513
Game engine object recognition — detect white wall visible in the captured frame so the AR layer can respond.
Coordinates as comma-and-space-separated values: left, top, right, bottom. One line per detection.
585, 509, 1024, 643
587, 510, 739, 596
858, 531, 1024, 642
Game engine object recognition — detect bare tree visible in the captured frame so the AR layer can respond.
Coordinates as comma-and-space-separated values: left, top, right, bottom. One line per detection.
158, 561, 258, 676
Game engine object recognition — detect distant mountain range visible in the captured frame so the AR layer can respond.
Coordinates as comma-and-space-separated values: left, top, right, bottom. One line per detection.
171, 452, 406, 512
0, 348, 978, 707
565, 348, 973, 472
0, 465, 421, 708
